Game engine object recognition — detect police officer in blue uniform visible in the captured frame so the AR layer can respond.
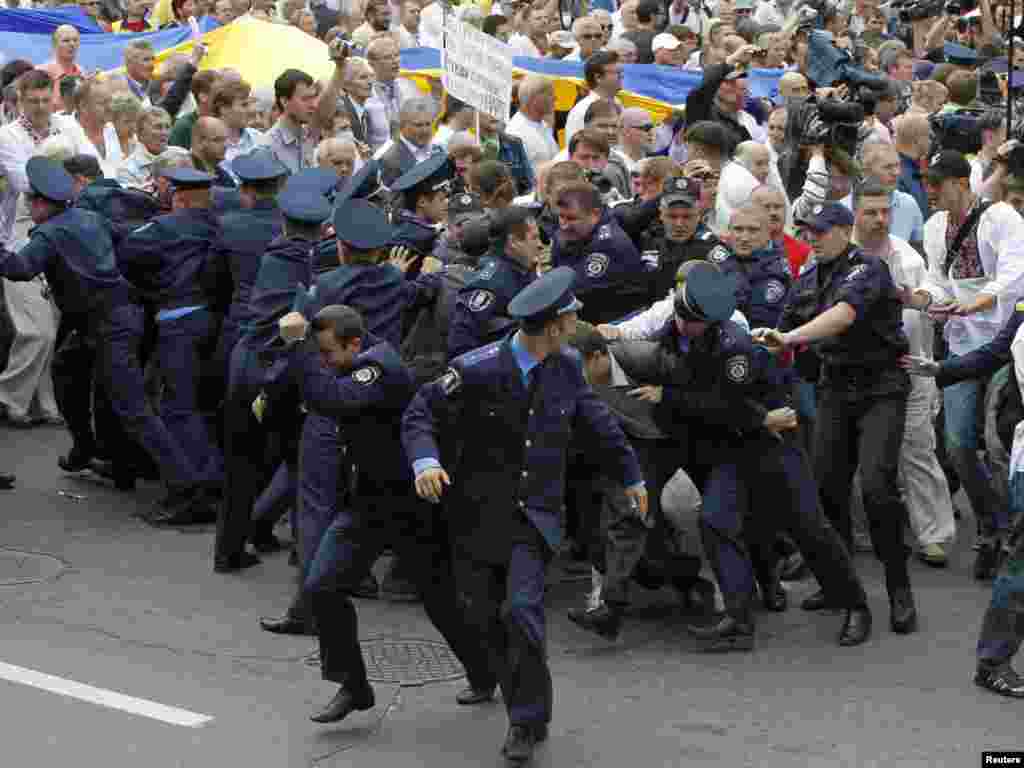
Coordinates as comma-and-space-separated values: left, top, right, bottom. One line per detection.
0, 158, 207, 519
271, 303, 493, 725
447, 206, 538, 360
309, 160, 389, 275
711, 203, 792, 329
645, 262, 872, 650
209, 150, 288, 369
117, 167, 225, 510
551, 181, 652, 325
216, 173, 327, 572
757, 202, 918, 635
388, 153, 451, 270
402, 267, 646, 765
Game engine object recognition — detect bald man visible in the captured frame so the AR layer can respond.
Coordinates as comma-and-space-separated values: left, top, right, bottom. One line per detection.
191, 116, 236, 188
316, 137, 359, 180
715, 141, 776, 233
894, 113, 931, 219
778, 72, 810, 102
569, 17, 604, 61
619, 107, 655, 167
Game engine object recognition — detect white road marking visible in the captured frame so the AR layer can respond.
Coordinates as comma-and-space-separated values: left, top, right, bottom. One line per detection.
0, 661, 213, 728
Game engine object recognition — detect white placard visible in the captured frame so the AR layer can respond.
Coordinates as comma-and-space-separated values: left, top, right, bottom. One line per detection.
441, 15, 514, 122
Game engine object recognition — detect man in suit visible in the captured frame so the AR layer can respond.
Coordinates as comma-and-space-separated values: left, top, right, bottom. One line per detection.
403, 266, 646, 765
376, 97, 439, 187
317, 44, 391, 153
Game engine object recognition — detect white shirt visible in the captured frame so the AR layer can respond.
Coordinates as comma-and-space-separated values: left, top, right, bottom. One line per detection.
505, 111, 559, 170
922, 202, 1024, 356
398, 25, 422, 48
1008, 322, 1024, 475
508, 33, 542, 58
714, 158, 790, 236
419, 2, 444, 49
613, 286, 750, 339
754, 0, 788, 26
103, 122, 136, 172
969, 156, 993, 200
56, 115, 119, 179
564, 93, 604, 147
859, 235, 933, 360
116, 143, 161, 191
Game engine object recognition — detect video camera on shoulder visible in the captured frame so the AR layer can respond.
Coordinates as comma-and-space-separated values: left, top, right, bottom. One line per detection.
891, 0, 974, 23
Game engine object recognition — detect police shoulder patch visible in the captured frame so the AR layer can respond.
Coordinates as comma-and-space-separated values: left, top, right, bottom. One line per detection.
132, 222, 154, 235
597, 224, 612, 240
351, 365, 380, 386
476, 261, 498, 281
467, 289, 495, 312
437, 366, 462, 395
707, 245, 730, 264
1016, 301, 1024, 312
585, 252, 610, 278
725, 354, 750, 383
763, 279, 786, 304
844, 263, 870, 282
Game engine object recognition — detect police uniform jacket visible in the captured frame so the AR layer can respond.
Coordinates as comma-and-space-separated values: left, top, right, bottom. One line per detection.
211, 199, 283, 324
551, 207, 651, 325
778, 245, 910, 394
401, 261, 477, 384
710, 242, 792, 329
117, 207, 220, 311
643, 227, 729, 306
292, 333, 416, 494
391, 210, 443, 275
447, 254, 535, 360
75, 179, 160, 240
241, 235, 317, 346
0, 207, 134, 327
402, 336, 642, 562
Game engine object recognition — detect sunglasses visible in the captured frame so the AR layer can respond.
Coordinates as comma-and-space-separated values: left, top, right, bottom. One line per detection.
579, 33, 603, 40
629, 123, 654, 131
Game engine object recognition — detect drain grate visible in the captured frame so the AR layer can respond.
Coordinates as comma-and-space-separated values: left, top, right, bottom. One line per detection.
0, 548, 68, 586
306, 638, 467, 686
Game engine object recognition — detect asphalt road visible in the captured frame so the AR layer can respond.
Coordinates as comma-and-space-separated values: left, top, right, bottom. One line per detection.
1, 422, 1021, 768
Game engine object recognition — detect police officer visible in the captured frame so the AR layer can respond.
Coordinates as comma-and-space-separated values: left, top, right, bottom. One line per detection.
272, 303, 493, 724
436, 191, 485, 266
216, 173, 325, 573
117, 167, 224, 509
640, 176, 730, 308
711, 204, 792, 329
552, 180, 651, 325
402, 267, 646, 765
644, 261, 872, 650
0, 158, 207, 519
757, 202, 918, 635
389, 152, 451, 268
210, 150, 288, 368
447, 206, 539, 360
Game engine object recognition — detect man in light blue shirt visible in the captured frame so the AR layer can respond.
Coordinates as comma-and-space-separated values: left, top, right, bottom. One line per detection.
841, 140, 924, 250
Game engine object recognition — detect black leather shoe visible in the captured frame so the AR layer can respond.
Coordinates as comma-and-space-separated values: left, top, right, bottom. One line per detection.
889, 588, 918, 634
259, 615, 315, 635
759, 560, 788, 612
351, 573, 379, 599
681, 577, 717, 615
837, 607, 872, 646
455, 685, 496, 706
250, 527, 285, 554
58, 448, 94, 473
974, 539, 1002, 581
214, 551, 261, 573
567, 603, 622, 640
309, 687, 375, 724
974, 664, 1024, 698
687, 615, 755, 652
501, 725, 537, 764
780, 551, 809, 582
0, 472, 14, 490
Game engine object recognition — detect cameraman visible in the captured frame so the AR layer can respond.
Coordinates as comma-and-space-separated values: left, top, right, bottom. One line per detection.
684, 46, 765, 156
567, 128, 631, 203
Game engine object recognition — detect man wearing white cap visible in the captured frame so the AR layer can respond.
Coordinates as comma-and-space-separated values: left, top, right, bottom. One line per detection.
652, 32, 681, 66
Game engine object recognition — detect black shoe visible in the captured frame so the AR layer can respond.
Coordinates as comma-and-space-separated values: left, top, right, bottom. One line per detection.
250, 527, 285, 554
148, 492, 212, 526
687, 615, 755, 652
632, 557, 667, 590
350, 573, 379, 599
974, 539, 1002, 581
681, 577, 717, 616
214, 551, 261, 573
567, 603, 622, 640
259, 615, 315, 635
837, 607, 872, 646
58, 448, 94, 473
779, 552, 809, 582
0, 472, 14, 490
759, 560, 788, 612
501, 725, 537, 764
974, 664, 1024, 698
800, 588, 835, 612
889, 588, 918, 634
309, 686, 375, 724
455, 685, 496, 706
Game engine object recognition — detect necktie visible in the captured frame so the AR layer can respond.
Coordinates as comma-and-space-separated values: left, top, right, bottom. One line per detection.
360, 111, 369, 142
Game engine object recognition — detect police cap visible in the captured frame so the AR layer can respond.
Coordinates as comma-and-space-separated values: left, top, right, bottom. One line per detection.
390, 152, 452, 195
508, 265, 583, 324
926, 150, 971, 184
661, 176, 700, 208
806, 201, 855, 233
232, 150, 288, 183
162, 166, 214, 189
333, 198, 393, 250
449, 191, 484, 225
25, 157, 75, 204
944, 41, 979, 67
277, 175, 332, 225
673, 261, 737, 323
295, 167, 341, 199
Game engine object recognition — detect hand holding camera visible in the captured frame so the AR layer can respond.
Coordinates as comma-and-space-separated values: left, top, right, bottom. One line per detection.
329, 37, 353, 64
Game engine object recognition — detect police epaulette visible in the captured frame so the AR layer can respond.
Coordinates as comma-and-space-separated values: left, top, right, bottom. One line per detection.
460, 341, 502, 366
1017, 301, 1024, 312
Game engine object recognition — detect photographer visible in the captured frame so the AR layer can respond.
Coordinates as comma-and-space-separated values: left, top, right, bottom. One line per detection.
567, 128, 631, 203
684, 46, 765, 156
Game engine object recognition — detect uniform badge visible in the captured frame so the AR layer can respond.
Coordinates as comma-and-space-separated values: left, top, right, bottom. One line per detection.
476, 261, 497, 281
132, 223, 154, 234
844, 264, 869, 282
719, 328, 735, 347
707, 246, 730, 264
597, 224, 612, 241
586, 253, 609, 278
459, 194, 472, 205
468, 289, 495, 312
725, 354, 750, 383
641, 250, 659, 269
352, 366, 379, 386
437, 367, 461, 395
763, 279, 785, 304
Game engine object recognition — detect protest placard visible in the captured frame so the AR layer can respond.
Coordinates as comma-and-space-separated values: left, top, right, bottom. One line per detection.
441, 14, 514, 121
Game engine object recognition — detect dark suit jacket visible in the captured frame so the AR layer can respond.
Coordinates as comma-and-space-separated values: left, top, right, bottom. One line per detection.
339, 94, 370, 145
378, 139, 418, 188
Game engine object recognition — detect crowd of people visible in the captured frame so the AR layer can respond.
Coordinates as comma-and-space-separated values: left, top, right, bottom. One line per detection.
3, 0, 1024, 762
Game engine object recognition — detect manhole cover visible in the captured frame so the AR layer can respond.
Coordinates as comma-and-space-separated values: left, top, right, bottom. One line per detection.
358, 638, 465, 686
0, 548, 68, 586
